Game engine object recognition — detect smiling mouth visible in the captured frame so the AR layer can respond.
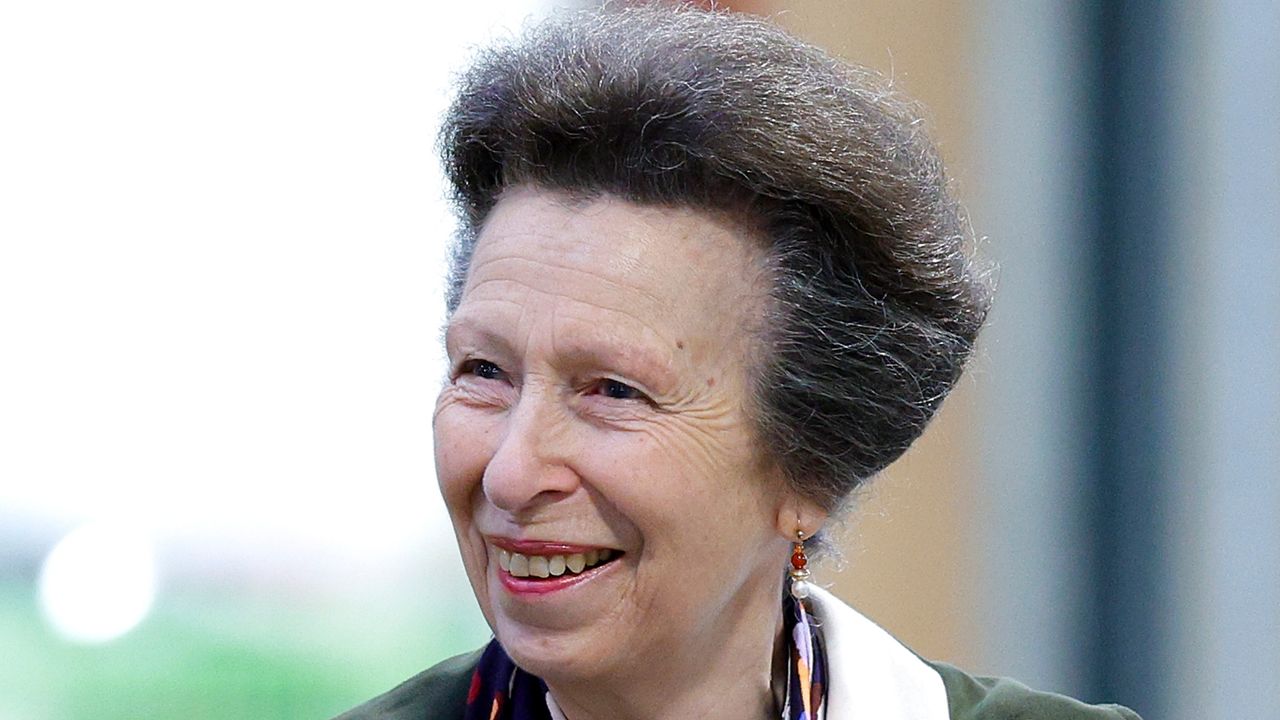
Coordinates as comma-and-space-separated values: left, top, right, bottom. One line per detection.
496, 547, 620, 579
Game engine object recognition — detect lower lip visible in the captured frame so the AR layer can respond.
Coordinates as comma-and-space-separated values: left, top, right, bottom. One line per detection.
497, 558, 618, 596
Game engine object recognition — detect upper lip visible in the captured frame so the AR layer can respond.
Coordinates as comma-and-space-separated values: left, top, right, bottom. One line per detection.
486, 536, 619, 556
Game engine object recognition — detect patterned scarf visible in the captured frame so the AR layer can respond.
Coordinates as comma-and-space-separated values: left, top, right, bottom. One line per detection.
462, 596, 827, 720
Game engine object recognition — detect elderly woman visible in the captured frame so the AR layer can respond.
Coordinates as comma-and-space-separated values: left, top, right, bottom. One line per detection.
338, 5, 1139, 720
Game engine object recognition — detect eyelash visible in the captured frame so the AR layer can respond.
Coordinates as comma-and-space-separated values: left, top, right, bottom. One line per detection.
460, 358, 506, 381
594, 378, 650, 402
458, 359, 652, 403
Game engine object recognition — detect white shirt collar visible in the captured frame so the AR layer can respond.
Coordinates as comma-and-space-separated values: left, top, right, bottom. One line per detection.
545, 691, 568, 720
543, 586, 949, 720
808, 585, 949, 720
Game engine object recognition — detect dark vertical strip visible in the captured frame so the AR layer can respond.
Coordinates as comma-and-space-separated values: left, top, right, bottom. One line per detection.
1079, 3, 1176, 717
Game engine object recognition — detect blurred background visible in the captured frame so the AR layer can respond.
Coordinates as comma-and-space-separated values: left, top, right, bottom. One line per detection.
1, 1, 1275, 718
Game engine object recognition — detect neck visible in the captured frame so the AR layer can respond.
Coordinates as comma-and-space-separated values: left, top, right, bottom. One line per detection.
545, 584, 788, 720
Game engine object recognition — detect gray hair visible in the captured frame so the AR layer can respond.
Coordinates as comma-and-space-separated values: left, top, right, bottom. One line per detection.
439, 4, 991, 514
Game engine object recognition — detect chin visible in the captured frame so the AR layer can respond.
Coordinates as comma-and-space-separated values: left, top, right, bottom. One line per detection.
495, 615, 622, 683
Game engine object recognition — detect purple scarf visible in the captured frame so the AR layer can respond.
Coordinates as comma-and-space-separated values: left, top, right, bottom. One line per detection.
463, 596, 827, 720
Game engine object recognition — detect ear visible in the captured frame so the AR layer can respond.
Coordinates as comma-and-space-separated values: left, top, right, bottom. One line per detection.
774, 491, 828, 542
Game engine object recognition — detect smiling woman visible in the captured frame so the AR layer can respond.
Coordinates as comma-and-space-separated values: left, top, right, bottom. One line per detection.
435, 189, 796, 696
335, 5, 1139, 720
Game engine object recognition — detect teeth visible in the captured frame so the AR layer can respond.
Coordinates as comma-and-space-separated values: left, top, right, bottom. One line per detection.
509, 553, 529, 577
499, 548, 617, 578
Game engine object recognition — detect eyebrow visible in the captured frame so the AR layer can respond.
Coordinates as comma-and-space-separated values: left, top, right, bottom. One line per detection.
445, 315, 678, 392
551, 335, 676, 389
444, 317, 516, 359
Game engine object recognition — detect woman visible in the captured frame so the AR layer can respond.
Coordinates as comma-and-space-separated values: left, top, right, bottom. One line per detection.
339, 5, 1140, 719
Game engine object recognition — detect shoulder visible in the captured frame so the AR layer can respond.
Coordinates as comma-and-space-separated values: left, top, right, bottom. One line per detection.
807, 587, 1140, 720
927, 661, 1143, 720
330, 649, 482, 720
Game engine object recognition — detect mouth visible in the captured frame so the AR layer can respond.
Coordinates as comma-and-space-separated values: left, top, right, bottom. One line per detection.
487, 538, 624, 593
497, 546, 617, 578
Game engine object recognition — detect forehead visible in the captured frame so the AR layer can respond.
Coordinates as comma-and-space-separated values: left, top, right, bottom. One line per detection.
458, 187, 768, 335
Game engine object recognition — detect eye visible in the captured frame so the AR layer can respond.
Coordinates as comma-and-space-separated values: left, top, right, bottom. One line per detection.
595, 378, 650, 402
460, 359, 507, 381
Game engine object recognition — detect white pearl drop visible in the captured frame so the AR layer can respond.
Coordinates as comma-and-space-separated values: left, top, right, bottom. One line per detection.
790, 579, 811, 599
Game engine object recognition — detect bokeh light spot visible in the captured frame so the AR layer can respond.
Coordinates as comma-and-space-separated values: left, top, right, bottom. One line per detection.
37, 522, 158, 644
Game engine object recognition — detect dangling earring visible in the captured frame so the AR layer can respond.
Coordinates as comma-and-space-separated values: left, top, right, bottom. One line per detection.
789, 530, 811, 600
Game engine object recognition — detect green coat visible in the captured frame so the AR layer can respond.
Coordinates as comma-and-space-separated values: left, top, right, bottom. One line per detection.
333, 655, 1141, 720
334, 588, 1141, 720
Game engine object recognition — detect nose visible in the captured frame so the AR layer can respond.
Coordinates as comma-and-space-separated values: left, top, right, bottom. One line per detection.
482, 387, 580, 514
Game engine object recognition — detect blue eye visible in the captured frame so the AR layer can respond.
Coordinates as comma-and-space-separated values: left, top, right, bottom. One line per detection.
464, 359, 506, 380
600, 379, 647, 401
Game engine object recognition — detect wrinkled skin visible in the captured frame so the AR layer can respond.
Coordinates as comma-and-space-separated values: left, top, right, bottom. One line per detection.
434, 186, 825, 720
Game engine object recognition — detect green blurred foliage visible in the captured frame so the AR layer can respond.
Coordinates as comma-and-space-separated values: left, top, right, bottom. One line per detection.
1, 580, 489, 719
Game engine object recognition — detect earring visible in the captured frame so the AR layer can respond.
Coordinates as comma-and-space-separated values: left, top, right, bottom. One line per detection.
789, 531, 811, 600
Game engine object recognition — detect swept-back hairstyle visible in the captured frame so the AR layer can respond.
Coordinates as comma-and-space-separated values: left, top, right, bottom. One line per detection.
440, 4, 991, 513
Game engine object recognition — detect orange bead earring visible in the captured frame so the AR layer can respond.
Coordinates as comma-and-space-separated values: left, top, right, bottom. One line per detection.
789, 531, 811, 600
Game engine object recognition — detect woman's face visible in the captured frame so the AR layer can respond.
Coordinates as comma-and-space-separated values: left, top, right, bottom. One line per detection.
434, 186, 802, 683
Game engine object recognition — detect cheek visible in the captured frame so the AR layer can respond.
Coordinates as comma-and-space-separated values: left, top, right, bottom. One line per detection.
632, 417, 762, 501
433, 404, 499, 521
581, 423, 773, 546
434, 403, 503, 619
